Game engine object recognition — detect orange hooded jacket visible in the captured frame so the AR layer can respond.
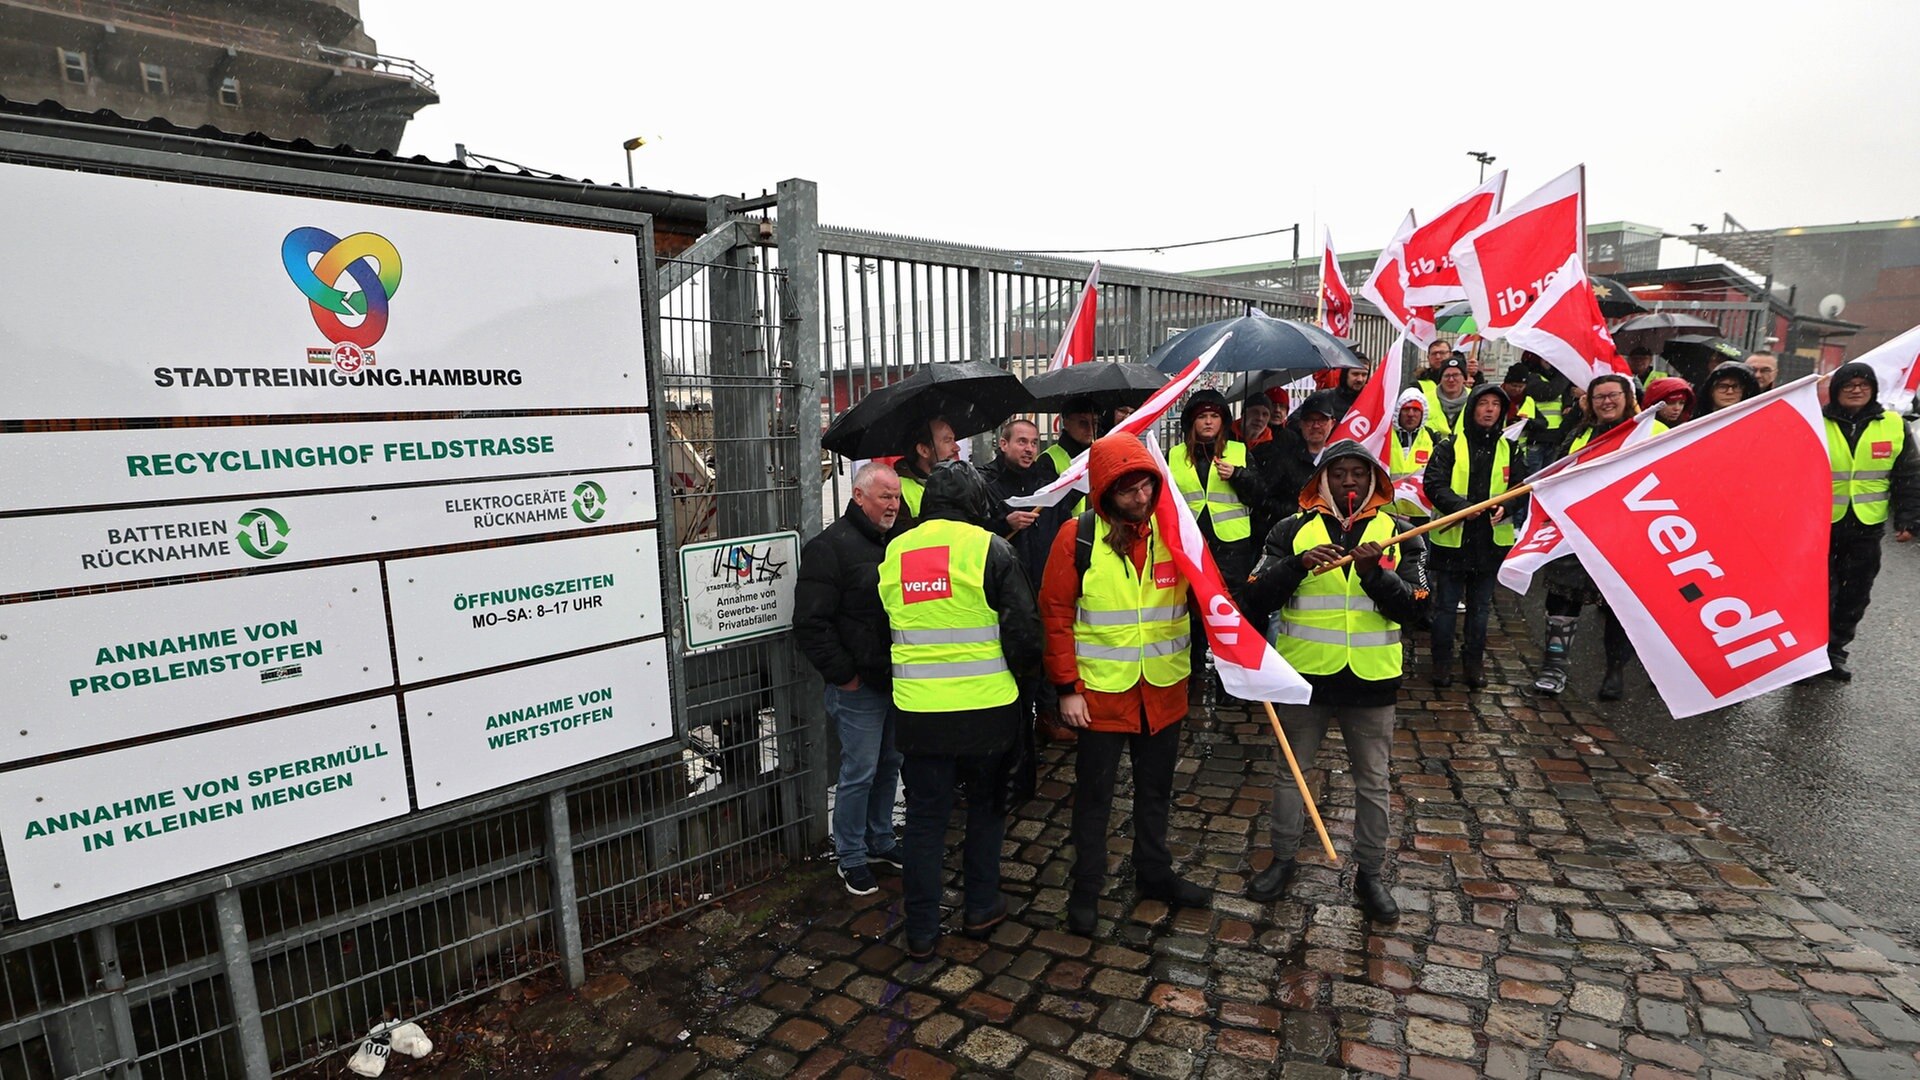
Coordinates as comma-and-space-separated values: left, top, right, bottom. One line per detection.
1038, 432, 1191, 735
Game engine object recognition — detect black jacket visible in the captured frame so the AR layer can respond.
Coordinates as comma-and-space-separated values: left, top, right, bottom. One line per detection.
1423, 384, 1518, 576
1825, 361, 1920, 536
887, 462, 1046, 758
796, 500, 895, 691
1243, 440, 1428, 707
1248, 426, 1307, 548
982, 454, 1073, 587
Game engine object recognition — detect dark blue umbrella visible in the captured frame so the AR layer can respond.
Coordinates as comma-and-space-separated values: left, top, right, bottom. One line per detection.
1147, 311, 1365, 374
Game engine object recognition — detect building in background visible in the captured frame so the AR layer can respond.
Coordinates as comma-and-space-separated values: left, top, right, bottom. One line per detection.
1690, 219, 1920, 361
0, 0, 435, 151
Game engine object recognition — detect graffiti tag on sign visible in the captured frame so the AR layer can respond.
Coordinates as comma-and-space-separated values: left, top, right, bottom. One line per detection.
680, 531, 799, 651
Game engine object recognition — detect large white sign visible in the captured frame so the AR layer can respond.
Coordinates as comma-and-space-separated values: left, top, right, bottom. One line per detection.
387, 531, 662, 683
0, 564, 394, 762
0, 471, 656, 596
0, 162, 648, 420
679, 531, 800, 650
0, 414, 652, 513
404, 641, 671, 808
0, 698, 410, 918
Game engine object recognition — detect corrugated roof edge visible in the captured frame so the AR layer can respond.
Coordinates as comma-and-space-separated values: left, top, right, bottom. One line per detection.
0, 93, 712, 227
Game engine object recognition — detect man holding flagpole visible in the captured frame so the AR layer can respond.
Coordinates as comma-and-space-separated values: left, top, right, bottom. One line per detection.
1040, 432, 1211, 936
1240, 441, 1427, 922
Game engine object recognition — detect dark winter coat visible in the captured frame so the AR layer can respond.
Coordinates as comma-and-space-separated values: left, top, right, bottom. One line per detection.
1825, 361, 1920, 538
1242, 440, 1429, 707
885, 461, 1046, 757
796, 500, 895, 691
1423, 384, 1518, 576
981, 454, 1073, 589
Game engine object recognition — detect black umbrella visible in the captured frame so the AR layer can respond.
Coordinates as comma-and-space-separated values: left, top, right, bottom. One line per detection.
1613, 312, 1718, 334
1147, 312, 1365, 374
1024, 361, 1170, 412
1590, 276, 1648, 318
1661, 334, 1746, 366
822, 361, 1035, 459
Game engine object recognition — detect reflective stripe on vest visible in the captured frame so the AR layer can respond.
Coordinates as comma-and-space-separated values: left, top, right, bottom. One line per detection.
877, 519, 1018, 711
1271, 513, 1404, 680
1828, 413, 1907, 526
1070, 515, 1192, 691
1567, 418, 1668, 455
1432, 435, 1516, 548
1538, 395, 1565, 430
898, 474, 925, 517
1387, 428, 1434, 516
1167, 441, 1251, 541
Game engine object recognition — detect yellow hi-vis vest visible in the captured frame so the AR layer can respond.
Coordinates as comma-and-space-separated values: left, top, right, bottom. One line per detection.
878, 519, 1018, 713
1567, 419, 1668, 454
1537, 392, 1565, 432
1072, 516, 1192, 692
1041, 442, 1086, 516
898, 473, 925, 518
1828, 412, 1907, 526
1271, 513, 1404, 680
1387, 427, 1434, 518
1431, 435, 1517, 548
1168, 441, 1251, 542
1423, 385, 1469, 438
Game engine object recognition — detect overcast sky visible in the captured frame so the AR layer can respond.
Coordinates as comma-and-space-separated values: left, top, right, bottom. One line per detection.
362, 0, 1920, 274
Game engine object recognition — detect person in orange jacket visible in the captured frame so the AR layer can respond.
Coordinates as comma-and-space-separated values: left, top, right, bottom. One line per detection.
1039, 431, 1211, 936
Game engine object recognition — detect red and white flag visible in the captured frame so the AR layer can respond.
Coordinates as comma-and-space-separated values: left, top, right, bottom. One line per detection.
1451, 165, 1584, 338
1325, 337, 1401, 465
1527, 376, 1831, 716
1849, 321, 1920, 412
1506, 254, 1630, 388
1143, 433, 1312, 704
1498, 406, 1664, 593
1319, 228, 1354, 340
1361, 212, 1437, 347
1046, 262, 1102, 371
1402, 172, 1507, 306
1005, 335, 1230, 508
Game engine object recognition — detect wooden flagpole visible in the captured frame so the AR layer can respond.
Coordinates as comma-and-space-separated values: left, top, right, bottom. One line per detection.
1260, 700, 1339, 863
1313, 484, 1535, 574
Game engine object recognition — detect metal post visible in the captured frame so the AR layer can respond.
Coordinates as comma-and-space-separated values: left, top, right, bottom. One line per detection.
777, 179, 830, 854
544, 791, 586, 987
1128, 284, 1151, 362
92, 924, 142, 1080
214, 888, 272, 1080
967, 267, 990, 365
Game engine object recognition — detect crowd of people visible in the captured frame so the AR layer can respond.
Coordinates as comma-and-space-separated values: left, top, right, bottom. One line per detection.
790, 339, 1916, 953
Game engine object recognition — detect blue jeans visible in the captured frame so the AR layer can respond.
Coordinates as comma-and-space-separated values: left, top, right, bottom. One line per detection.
1431, 570, 1497, 666
900, 750, 1008, 943
825, 683, 902, 869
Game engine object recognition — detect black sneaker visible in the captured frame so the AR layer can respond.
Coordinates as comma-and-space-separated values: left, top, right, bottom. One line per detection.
867, 849, 904, 873
837, 862, 879, 896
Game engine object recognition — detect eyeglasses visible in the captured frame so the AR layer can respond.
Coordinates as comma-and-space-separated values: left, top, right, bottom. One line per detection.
1590, 392, 1627, 403
1113, 476, 1156, 499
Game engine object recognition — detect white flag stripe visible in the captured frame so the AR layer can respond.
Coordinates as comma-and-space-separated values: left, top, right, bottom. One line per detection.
1847, 321, 1920, 412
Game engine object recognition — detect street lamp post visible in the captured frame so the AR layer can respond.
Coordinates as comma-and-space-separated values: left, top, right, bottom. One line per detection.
1468, 150, 1496, 183
622, 136, 646, 187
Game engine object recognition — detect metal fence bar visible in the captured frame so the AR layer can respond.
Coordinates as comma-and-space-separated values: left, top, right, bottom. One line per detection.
544, 792, 586, 988
214, 890, 270, 1080
89, 923, 141, 1080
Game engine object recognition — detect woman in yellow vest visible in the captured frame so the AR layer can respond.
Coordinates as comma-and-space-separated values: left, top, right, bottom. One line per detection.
1422, 384, 1517, 690
877, 461, 1044, 959
1386, 388, 1436, 522
1240, 440, 1428, 923
1167, 389, 1263, 584
1824, 362, 1920, 681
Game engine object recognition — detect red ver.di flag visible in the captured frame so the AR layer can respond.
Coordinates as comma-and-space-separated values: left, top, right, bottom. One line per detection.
1319, 228, 1353, 339
1324, 336, 1399, 465
1361, 212, 1436, 347
1402, 172, 1506, 306
1046, 262, 1101, 371
1451, 165, 1584, 337
1527, 377, 1831, 716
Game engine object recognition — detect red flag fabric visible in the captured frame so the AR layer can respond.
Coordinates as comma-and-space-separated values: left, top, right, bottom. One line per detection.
1046, 262, 1101, 371
1505, 254, 1630, 388
1142, 433, 1311, 704
1319, 228, 1354, 340
1451, 165, 1584, 338
1360, 212, 1437, 348
1005, 335, 1231, 509
1497, 406, 1664, 593
1402, 173, 1507, 306
1325, 337, 1400, 465
1527, 377, 1831, 716
1849, 321, 1920, 412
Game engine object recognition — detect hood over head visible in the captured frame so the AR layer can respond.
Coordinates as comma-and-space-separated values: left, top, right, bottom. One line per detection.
1393, 386, 1428, 426
1461, 384, 1511, 434
1642, 375, 1695, 415
1294, 388, 1346, 421
1087, 431, 1162, 518
1703, 361, 1761, 402
1300, 438, 1393, 521
1179, 389, 1230, 432
919, 460, 999, 528
1827, 361, 1881, 416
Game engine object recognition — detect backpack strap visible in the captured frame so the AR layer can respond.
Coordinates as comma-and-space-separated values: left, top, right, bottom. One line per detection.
1073, 509, 1098, 580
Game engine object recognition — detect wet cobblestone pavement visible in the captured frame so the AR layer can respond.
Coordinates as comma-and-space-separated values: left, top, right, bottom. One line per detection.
386, 600, 1920, 1079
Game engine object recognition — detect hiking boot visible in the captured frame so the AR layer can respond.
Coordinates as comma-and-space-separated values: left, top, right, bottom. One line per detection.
962, 896, 1009, 939
1246, 858, 1297, 903
1356, 869, 1400, 923
1463, 656, 1487, 689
